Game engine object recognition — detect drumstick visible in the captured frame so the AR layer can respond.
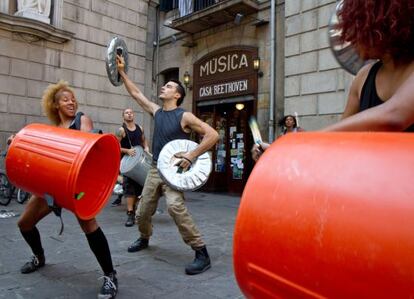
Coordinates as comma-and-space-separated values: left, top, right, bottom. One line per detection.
249, 116, 263, 146
294, 112, 300, 127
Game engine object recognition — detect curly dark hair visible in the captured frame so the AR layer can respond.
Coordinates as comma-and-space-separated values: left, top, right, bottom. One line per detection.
338, 0, 414, 63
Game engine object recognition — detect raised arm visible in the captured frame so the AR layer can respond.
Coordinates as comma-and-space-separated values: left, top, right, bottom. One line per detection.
116, 55, 159, 116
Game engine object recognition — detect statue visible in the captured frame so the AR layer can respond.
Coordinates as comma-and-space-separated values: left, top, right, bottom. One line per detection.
15, 0, 51, 24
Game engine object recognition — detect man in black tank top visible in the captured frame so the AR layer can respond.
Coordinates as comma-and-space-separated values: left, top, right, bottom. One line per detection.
115, 108, 149, 227
117, 56, 219, 275
16, 80, 118, 298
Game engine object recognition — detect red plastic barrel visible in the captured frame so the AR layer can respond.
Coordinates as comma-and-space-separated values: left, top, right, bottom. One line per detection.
5, 124, 120, 220
234, 132, 414, 299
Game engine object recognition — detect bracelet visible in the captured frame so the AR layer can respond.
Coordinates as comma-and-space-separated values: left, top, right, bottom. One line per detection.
182, 157, 193, 165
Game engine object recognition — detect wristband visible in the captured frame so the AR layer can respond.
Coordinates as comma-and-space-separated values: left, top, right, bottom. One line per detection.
182, 157, 193, 165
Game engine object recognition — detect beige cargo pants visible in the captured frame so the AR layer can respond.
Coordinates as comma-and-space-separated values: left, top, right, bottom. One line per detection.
136, 167, 205, 249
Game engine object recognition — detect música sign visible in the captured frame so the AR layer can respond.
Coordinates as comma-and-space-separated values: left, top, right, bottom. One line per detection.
193, 46, 258, 101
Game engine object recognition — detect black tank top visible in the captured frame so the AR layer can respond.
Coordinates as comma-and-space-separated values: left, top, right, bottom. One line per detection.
120, 124, 143, 149
152, 108, 190, 162
360, 61, 414, 132
69, 112, 83, 130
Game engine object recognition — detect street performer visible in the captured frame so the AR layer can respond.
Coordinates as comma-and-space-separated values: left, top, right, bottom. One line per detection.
252, 0, 414, 160
116, 108, 149, 227
17, 80, 118, 299
116, 55, 219, 275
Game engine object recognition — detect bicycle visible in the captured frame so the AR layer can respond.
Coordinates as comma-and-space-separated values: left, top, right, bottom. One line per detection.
0, 150, 30, 206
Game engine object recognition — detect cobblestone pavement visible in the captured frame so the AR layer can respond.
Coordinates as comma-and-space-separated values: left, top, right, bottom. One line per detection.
0, 192, 243, 299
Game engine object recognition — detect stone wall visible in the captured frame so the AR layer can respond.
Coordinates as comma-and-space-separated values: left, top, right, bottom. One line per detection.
0, 0, 151, 152
155, 1, 279, 141
284, 0, 354, 131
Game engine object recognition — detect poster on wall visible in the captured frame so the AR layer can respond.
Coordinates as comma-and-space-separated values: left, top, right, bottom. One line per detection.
231, 130, 244, 180
215, 117, 227, 173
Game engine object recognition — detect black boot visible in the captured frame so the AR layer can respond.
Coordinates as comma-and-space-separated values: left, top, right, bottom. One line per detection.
185, 246, 211, 275
21, 254, 45, 274
125, 211, 135, 227
127, 238, 148, 252
111, 196, 122, 207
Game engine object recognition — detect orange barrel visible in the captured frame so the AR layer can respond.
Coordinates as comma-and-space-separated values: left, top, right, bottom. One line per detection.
234, 132, 414, 299
5, 124, 120, 220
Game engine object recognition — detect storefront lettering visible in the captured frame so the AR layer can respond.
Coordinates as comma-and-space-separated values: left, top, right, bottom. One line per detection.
199, 54, 248, 77
199, 80, 248, 97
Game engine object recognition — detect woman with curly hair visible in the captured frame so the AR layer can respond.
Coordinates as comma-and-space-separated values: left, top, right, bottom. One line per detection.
17, 80, 118, 299
324, 0, 414, 131
252, 0, 414, 161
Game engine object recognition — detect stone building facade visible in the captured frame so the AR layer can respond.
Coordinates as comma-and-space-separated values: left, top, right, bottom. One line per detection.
0, 0, 150, 151
284, 0, 353, 130
153, 0, 352, 194
0, 0, 354, 193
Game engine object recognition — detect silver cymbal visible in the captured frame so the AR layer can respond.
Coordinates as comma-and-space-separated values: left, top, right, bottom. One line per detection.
105, 37, 129, 86
328, 0, 367, 75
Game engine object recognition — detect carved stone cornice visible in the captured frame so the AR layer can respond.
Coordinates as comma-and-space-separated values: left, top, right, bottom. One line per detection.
0, 12, 74, 43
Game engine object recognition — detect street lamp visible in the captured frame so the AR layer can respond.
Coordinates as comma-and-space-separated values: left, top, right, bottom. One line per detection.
183, 71, 191, 90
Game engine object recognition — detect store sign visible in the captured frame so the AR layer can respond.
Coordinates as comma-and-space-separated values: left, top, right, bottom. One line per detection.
193, 47, 258, 101
199, 79, 248, 97
199, 54, 249, 77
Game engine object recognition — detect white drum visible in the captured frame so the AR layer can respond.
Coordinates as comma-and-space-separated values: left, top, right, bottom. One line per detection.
120, 146, 151, 186
157, 139, 212, 191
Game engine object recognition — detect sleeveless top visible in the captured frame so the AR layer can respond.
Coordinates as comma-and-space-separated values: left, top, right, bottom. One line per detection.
152, 107, 190, 162
69, 112, 83, 130
120, 123, 143, 149
360, 61, 414, 132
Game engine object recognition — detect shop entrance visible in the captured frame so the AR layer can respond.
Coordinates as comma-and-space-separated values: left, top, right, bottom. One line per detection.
196, 100, 254, 194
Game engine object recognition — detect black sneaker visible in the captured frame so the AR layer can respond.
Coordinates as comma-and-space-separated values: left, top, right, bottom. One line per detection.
98, 271, 118, 299
185, 246, 211, 275
111, 197, 122, 207
21, 254, 45, 274
125, 211, 135, 227
127, 238, 148, 252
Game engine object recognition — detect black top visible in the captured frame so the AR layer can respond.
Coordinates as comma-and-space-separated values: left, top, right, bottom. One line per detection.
120, 123, 143, 149
360, 61, 414, 132
152, 108, 190, 162
69, 112, 83, 130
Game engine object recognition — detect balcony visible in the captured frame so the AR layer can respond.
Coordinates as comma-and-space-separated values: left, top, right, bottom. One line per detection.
168, 0, 259, 34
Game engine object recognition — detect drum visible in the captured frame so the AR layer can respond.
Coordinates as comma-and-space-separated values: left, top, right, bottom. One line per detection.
120, 146, 151, 186
157, 139, 212, 191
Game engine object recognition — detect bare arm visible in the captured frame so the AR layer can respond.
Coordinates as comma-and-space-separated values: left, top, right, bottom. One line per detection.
140, 125, 150, 152
80, 115, 93, 132
323, 67, 414, 132
175, 112, 219, 169
116, 55, 159, 116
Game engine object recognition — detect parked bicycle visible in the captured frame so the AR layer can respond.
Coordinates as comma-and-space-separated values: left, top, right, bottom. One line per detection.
0, 150, 30, 206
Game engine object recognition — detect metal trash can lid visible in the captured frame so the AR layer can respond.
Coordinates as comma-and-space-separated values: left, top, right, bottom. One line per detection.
120, 146, 145, 173
157, 139, 212, 192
